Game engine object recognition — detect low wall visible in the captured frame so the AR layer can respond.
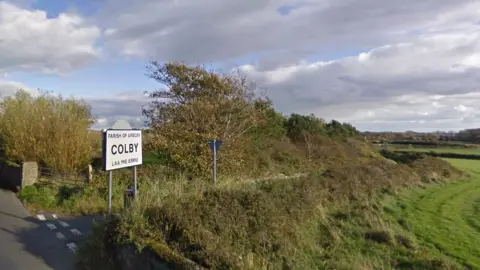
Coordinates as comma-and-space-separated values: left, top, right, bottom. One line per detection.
0, 161, 38, 190
113, 244, 204, 270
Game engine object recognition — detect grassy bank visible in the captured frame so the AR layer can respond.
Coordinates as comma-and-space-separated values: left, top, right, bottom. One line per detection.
75, 154, 466, 270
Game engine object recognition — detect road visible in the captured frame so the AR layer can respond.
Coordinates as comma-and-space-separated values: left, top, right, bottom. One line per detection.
0, 188, 96, 270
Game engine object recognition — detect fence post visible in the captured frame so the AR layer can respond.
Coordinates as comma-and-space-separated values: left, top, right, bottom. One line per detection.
87, 164, 93, 184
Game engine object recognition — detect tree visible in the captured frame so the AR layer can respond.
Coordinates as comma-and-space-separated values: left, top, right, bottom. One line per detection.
284, 113, 326, 142
142, 62, 271, 176
325, 120, 360, 139
250, 98, 286, 151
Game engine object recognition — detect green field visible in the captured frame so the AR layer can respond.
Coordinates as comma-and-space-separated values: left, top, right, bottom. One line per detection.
383, 158, 480, 268
401, 147, 480, 155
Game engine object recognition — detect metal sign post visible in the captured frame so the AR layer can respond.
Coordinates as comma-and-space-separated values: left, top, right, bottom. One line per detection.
108, 170, 112, 214
208, 139, 222, 185
133, 165, 137, 197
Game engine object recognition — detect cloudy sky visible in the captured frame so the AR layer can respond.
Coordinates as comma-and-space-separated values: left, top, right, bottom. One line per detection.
1, 0, 479, 131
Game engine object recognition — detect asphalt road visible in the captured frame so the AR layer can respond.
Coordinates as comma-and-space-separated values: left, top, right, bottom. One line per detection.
0, 188, 96, 270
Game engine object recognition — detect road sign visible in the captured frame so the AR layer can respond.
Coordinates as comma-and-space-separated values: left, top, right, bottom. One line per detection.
208, 140, 222, 152
102, 129, 143, 171
208, 139, 222, 185
102, 121, 142, 215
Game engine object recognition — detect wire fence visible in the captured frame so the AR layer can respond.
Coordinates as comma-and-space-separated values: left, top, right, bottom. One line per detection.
38, 166, 89, 187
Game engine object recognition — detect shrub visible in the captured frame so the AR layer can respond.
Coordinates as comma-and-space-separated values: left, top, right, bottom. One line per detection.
0, 90, 94, 172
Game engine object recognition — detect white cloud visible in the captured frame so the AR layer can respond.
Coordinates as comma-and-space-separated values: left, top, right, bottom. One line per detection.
0, 80, 34, 97
240, 31, 480, 107
0, 2, 101, 74
237, 30, 480, 131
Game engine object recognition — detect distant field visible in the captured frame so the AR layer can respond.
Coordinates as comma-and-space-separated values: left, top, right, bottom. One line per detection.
441, 158, 480, 173
400, 147, 480, 155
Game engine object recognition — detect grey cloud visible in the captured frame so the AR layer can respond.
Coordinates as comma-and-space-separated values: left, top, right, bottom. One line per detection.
91, 115, 146, 130
84, 92, 148, 123
84, 92, 149, 129
239, 27, 480, 123
98, 0, 478, 63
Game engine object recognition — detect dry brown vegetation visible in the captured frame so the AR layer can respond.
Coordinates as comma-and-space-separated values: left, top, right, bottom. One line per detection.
0, 90, 94, 172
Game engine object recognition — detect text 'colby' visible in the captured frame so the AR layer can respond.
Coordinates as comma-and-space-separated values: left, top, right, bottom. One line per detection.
111, 143, 139, 155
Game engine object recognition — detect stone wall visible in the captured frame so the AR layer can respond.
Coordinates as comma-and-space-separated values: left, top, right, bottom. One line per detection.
21, 162, 38, 187
0, 160, 38, 190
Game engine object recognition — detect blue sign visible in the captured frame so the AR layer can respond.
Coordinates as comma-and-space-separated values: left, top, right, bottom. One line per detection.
208, 140, 223, 152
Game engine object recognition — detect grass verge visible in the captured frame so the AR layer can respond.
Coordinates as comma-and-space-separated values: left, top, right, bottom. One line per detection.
382, 158, 480, 269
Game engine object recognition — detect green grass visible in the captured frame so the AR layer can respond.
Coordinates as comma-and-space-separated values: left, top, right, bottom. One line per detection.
383, 158, 480, 269
441, 158, 480, 173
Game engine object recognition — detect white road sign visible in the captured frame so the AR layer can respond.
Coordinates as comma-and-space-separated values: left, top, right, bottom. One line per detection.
103, 129, 143, 171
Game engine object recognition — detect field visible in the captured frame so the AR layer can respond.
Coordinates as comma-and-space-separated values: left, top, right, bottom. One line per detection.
376, 143, 480, 155
401, 147, 480, 155
383, 157, 480, 269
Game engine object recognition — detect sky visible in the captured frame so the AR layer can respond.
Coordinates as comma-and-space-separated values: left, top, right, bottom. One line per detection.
0, 0, 479, 132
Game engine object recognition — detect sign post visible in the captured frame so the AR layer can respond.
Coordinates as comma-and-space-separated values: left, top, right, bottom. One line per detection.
102, 126, 143, 214
108, 170, 112, 215
208, 139, 222, 185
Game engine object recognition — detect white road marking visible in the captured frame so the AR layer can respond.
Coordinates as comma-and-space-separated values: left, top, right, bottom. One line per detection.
66, 242, 77, 254
36, 214, 46, 221
58, 221, 70, 227
46, 223, 57, 230
52, 214, 58, 219
70, 229, 82, 236
56, 232, 65, 240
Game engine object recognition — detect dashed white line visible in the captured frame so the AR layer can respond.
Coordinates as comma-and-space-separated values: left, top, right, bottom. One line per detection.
70, 229, 82, 236
56, 232, 65, 240
66, 242, 77, 254
36, 214, 46, 221
46, 223, 57, 230
52, 214, 58, 219
58, 221, 70, 227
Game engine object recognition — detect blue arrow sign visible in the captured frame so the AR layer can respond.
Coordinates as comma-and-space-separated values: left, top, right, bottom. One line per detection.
208, 140, 223, 152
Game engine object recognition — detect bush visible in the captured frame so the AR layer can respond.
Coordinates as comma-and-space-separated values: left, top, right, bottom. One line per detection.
0, 90, 94, 172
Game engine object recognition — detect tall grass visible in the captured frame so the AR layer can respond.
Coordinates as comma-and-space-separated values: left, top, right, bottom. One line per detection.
0, 90, 94, 172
